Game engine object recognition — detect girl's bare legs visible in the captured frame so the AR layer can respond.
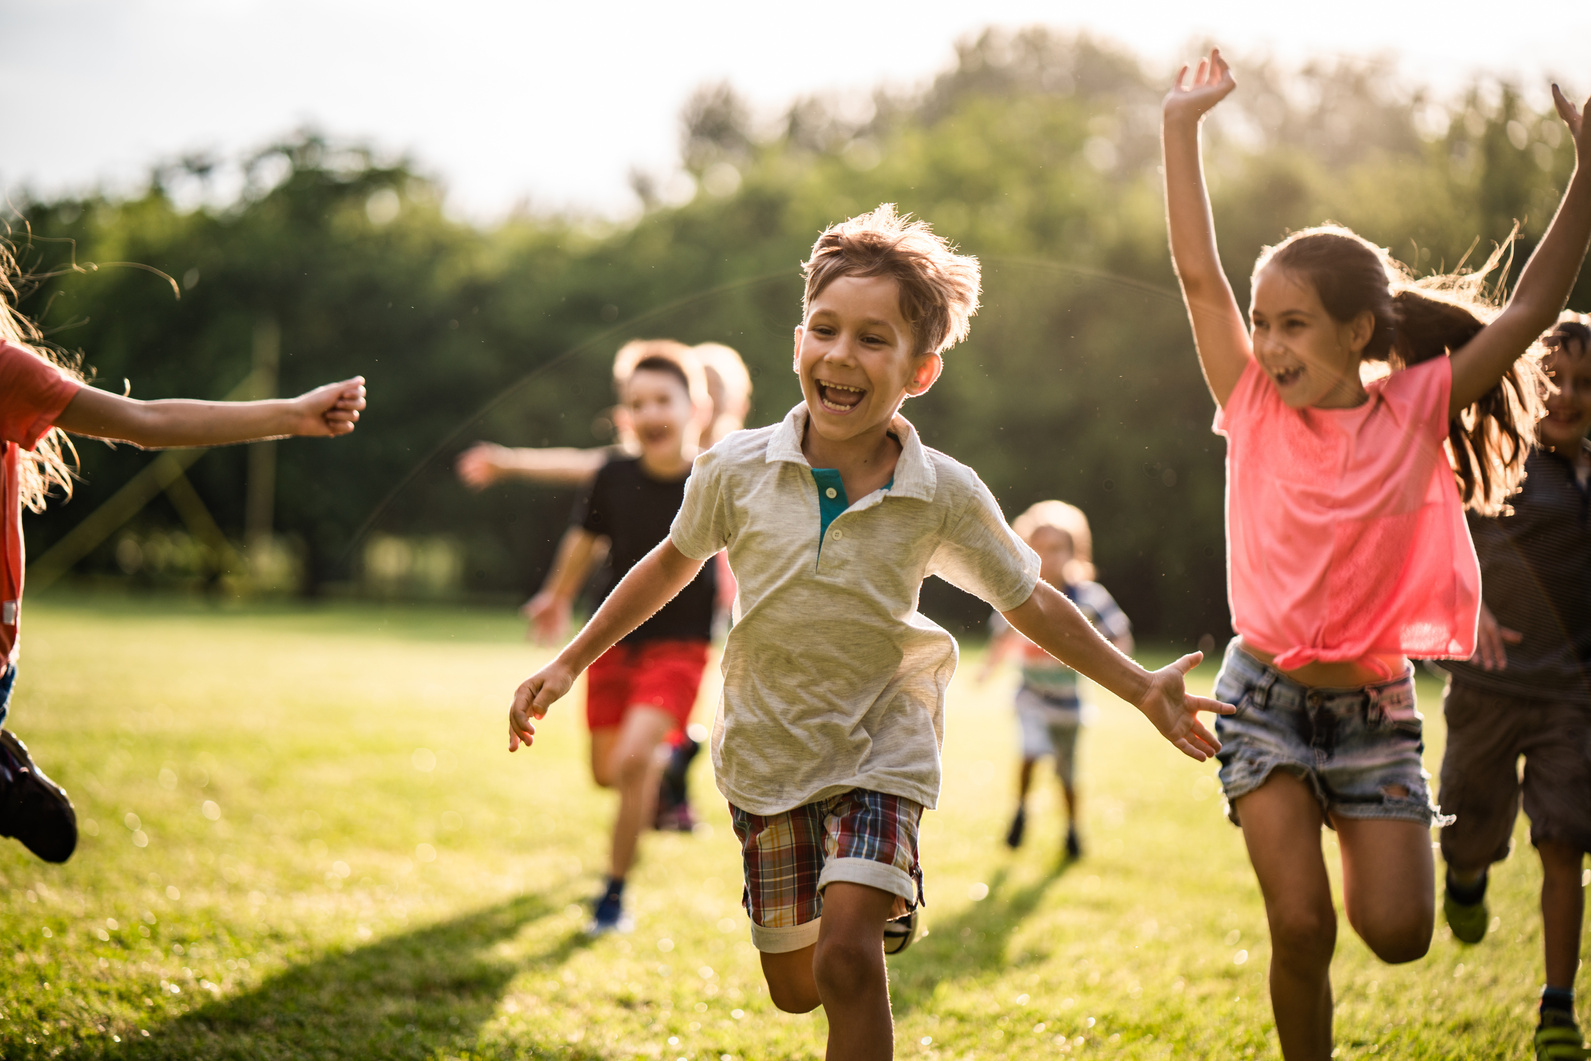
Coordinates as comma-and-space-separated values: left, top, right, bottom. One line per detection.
589, 706, 675, 878
1539, 841, 1587, 990
1334, 815, 1434, 964
1235, 773, 1336, 1061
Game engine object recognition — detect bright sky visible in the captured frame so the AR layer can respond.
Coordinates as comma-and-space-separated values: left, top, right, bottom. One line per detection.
2, 0, 1587, 221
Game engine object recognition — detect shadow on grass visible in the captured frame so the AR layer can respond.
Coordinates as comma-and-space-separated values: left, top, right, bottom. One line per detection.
70, 892, 595, 1061
890, 856, 1077, 1015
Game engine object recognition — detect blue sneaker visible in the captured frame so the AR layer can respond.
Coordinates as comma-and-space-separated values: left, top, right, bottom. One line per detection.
587, 889, 633, 936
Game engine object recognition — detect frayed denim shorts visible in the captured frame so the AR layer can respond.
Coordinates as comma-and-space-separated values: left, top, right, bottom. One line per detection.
1213, 639, 1446, 828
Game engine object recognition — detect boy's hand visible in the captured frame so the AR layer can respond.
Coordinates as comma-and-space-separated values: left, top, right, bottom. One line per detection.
1136, 652, 1235, 762
456, 442, 508, 489
508, 663, 575, 751
520, 590, 572, 644
1164, 48, 1236, 125
290, 377, 366, 437
1470, 603, 1522, 671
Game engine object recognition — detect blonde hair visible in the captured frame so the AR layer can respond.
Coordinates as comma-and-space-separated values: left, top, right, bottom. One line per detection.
0, 242, 83, 513
801, 203, 981, 356
691, 342, 751, 444
1012, 500, 1095, 584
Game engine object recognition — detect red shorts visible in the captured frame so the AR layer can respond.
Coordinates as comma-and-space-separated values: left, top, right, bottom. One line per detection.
585, 639, 710, 733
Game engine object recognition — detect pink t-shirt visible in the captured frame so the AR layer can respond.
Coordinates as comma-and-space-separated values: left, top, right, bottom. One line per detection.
1214, 355, 1479, 673
0, 341, 83, 668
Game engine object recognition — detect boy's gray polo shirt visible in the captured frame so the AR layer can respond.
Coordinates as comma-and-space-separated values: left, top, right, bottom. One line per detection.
671, 403, 1040, 816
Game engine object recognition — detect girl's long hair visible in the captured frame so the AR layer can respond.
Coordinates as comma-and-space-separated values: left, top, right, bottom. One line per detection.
0, 240, 85, 513
1256, 225, 1543, 516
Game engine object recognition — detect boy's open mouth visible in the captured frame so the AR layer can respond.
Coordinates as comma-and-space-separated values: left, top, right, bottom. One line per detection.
817, 381, 865, 411
1271, 366, 1302, 387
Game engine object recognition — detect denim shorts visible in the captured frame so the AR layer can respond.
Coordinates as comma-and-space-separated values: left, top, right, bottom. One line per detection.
0, 664, 14, 728
1014, 687, 1081, 782
1213, 640, 1445, 828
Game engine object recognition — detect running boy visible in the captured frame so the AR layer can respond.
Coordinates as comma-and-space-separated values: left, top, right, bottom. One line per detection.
525, 341, 717, 933
983, 500, 1132, 860
1437, 313, 1591, 1061
508, 204, 1229, 1060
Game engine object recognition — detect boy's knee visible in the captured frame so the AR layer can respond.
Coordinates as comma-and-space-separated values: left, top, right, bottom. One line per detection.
812, 935, 884, 1001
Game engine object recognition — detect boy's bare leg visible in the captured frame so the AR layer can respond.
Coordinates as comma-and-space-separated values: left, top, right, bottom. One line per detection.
1061, 781, 1078, 827
1235, 773, 1335, 1061
1334, 815, 1434, 964
1540, 841, 1586, 990
1016, 758, 1036, 803
593, 706, 674, 879
760, 946, 821, 1013
813, 882, 898, 1061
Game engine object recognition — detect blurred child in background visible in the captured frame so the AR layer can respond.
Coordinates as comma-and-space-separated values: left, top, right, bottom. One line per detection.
0, 245, 366, 864
983, 500, 1132, 860
1436, 313, 1591, 1061
457, 341, 750, 830
520, 341, 717, 933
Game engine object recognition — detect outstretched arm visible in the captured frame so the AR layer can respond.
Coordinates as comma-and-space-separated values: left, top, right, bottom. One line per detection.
1001, 581, 1233, 761
54, 377, 365, 446
456, 442, 608, 490
1450, 85, 1591, 413
521, 526, 606, 644
1163, 48, 1252, 407
508, 539, 705, 750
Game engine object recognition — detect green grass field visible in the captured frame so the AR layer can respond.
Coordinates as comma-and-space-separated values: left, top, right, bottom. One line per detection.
0, 595, 1578, 1059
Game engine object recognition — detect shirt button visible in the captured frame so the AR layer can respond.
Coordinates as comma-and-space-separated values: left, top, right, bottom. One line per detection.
825, 487, 838, 499
832, 530, 843, 540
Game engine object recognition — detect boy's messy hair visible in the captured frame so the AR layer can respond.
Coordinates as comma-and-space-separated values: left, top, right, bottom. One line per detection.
801, 204, 981, 357
0, 238, 84, 513
611, 338, 709, 411
1254, 224, 1543, 517
1012, 500, 1095, 584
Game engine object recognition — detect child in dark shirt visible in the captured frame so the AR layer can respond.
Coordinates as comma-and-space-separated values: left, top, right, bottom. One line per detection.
524, 342, 717, 933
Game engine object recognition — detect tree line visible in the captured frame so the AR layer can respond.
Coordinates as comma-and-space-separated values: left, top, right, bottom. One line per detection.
13, 29, 1583, 641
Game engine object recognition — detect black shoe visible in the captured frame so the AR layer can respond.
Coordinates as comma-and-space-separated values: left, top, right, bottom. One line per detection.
883, 908, 923, 955
1064, 826, 1082, 860
1005, 807, 1026, 849
0, 729, 77, 863
654, 737, 700, 830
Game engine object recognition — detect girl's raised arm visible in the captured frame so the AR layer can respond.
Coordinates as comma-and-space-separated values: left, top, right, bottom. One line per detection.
1163, 49, 1251, 407
1450, 84, 1591, 414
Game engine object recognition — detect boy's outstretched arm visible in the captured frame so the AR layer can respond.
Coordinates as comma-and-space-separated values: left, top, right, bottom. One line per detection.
456, 442, 607, 490
55, 377, 366, 446
1002, 581, 1234, 761
1163, 47, 1250, 407
1449, 84, 1591, 413
509, 539, 704, 750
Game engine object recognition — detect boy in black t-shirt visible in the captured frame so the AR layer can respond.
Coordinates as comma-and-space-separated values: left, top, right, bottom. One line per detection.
1438, 314, 1591, 1060
524, 343, 717, 934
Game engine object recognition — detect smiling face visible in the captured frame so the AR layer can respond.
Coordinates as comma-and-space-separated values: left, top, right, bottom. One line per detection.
1249, 264, 1375, 410
1540, 334, 1591, 453
793, 273, 941, 461
619, 365, 699, 468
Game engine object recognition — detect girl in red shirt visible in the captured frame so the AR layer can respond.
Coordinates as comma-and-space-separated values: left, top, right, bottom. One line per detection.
0, 251, 365, 864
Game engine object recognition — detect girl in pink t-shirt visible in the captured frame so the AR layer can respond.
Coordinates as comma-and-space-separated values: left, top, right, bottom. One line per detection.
0, 247, 366, 865
1164, 50, 1591, 1061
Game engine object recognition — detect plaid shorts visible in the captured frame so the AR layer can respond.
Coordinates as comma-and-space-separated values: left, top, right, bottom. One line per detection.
728, 789, 923, 953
